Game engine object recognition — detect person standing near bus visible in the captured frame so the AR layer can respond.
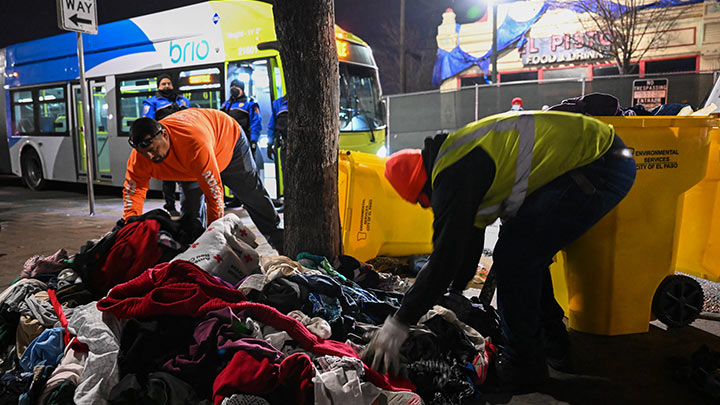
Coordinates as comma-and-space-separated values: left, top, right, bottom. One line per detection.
220, 80, 264, 178
267, 94, 288, 162
142, 73, 191, 217
267, 94, 288, 201
123, 108, 284, 253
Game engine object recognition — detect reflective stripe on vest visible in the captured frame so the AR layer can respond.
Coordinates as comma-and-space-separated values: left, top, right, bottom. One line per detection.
475, 113, 535, 218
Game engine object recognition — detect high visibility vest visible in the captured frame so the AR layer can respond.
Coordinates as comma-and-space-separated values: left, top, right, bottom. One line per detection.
431, 111, 614, 228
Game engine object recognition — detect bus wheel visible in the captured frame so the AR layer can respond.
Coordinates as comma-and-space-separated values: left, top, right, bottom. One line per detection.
21, 149, 47, 191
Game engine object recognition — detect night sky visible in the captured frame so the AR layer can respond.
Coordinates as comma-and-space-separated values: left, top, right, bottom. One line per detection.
0, 0, 484, 93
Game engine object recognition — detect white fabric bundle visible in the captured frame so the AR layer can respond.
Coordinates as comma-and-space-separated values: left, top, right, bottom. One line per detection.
173, 214, 260, 285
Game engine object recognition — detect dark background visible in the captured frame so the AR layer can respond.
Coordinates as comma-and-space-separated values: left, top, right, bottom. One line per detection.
0, 0, 488, 94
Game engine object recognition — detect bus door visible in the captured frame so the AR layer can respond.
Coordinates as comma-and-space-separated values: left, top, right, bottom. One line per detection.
72, 81, 111, 181
226, 58, 276, 197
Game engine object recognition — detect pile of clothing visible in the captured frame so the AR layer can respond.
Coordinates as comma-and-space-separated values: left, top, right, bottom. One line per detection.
547, 92, 715, 117
0, 211, 501, 405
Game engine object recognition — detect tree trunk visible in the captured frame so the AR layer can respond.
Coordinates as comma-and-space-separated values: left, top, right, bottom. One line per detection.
272, 0, 341, 261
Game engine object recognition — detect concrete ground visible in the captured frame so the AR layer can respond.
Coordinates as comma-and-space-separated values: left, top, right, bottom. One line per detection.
0, 175, 718, 404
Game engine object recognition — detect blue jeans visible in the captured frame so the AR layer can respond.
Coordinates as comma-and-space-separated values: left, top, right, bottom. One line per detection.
494, 134, 636, 361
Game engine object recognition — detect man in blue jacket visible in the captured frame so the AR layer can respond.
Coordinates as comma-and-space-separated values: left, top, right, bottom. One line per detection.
267, 94, 288, 162
221, 80, 264, 173
143, 73, 191, 121
266, 94, 288, 200
142, 73, 191, 216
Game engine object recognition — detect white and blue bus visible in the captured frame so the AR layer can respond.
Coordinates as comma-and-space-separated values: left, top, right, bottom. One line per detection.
1, 0, 387, 194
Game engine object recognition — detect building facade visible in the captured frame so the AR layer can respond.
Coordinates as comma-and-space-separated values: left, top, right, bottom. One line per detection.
435, 0, 720, 91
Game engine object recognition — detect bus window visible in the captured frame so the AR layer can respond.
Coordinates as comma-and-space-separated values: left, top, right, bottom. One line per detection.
118, 77, 157, 134
227, 59, 273, 137
339, 63, 385, 132
11, 90, 35, 135
178, 67, 222, 109
37, 87, 67, 134
11, 87, 67, 135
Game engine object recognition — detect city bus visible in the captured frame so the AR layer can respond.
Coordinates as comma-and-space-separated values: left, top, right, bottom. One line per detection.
1, 0, 387, 195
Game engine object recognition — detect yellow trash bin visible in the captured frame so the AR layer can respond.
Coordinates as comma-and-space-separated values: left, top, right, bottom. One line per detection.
338, 150, 434, 262
676, 123, 720, 282
550, 116, 717, 336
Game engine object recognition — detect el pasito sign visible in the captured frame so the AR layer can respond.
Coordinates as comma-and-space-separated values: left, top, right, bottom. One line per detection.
521, 31, 610, 66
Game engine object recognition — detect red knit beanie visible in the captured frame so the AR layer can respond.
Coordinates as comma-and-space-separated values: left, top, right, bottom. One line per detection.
384, 149, 427, 204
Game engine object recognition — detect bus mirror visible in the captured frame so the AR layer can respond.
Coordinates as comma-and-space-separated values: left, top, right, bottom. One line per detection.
257, 41, 279, 51
379, 99, 387, 114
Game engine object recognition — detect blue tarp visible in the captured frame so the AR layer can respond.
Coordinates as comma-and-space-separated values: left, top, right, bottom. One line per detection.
565, 0, 707, 15
432, 3, 548, 86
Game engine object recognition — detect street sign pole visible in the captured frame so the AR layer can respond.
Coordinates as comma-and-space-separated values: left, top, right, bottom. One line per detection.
57, 0, 98, 215
76, 32, 95, 215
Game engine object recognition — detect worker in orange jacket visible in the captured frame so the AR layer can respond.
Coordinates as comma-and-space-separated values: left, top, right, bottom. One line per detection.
123, 108, 283, 253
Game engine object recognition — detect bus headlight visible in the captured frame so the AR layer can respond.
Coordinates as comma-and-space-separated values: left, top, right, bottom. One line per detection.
376, 145, 387, 158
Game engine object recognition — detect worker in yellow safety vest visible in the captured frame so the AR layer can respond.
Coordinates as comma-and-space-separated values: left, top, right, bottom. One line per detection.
363, 111, 636, 392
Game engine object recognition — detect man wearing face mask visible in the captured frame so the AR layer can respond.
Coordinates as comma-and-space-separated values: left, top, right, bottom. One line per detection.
220, 79, 264, 181
142, 73, 191, 216
510, 97, 524, 112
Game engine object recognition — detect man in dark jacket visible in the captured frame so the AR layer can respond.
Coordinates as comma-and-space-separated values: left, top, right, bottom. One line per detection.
363, 111, 636, 392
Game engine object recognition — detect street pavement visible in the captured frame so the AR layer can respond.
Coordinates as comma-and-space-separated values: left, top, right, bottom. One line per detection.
0, 175, 718, 404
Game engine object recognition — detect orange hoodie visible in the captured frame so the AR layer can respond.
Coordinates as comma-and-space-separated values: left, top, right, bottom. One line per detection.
123, 108, 240, 224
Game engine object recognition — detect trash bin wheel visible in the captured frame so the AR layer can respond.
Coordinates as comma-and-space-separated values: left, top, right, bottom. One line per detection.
652, 274, 704, 328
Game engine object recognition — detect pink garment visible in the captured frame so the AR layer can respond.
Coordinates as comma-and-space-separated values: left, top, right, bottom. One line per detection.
22, 249, 68, 278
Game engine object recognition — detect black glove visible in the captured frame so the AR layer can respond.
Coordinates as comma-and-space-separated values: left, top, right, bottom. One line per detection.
250, 141, 257, 154
267, 142, 276, 161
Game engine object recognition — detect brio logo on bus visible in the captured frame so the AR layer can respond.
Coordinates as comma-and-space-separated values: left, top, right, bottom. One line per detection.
169, 40, 210, 64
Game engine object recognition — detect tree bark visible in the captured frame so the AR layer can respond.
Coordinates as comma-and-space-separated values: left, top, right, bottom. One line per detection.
272, 0, 341, 261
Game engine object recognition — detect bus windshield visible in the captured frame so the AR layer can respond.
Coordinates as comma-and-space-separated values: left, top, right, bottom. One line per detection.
339, 63, 385, 132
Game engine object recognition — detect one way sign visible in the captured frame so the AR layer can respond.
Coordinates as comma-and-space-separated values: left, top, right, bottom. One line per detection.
57, 0, 97, 35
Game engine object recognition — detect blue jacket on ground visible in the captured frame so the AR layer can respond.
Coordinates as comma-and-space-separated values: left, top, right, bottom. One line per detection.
267, 95, 288, 145
220, 96, 262, 142
143, 93, 191, 121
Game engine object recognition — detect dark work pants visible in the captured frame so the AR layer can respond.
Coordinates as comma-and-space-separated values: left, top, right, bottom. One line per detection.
493, 134, 637, 361
179, 181, 205, 227
253, 145, 265, 184
162, 181, 177, 209
179, 135, 283, 253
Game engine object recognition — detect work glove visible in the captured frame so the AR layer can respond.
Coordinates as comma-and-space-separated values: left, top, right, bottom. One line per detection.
361, 315, 409, 376
250, 140, 258, 154
267, 142, 276, 161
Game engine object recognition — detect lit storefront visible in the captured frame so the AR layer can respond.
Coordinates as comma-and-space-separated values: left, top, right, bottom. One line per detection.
434, 1, 720, 91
